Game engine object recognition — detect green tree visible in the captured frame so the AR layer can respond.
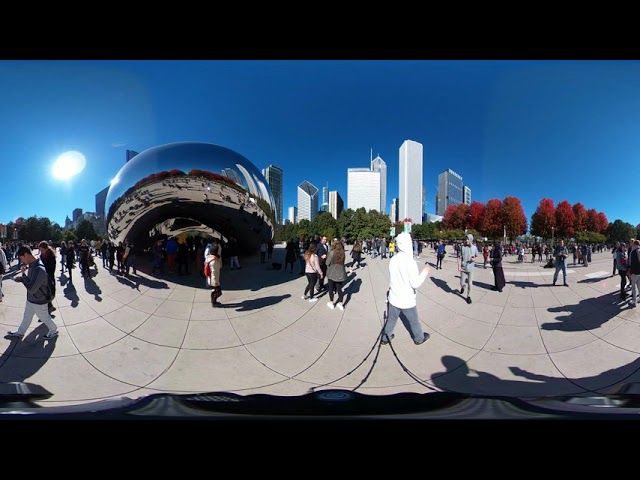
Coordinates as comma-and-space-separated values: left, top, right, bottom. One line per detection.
75, 219, 97, 241
297, 219, 311, 240
607, 219, 636, 243
311, 212, 337, 239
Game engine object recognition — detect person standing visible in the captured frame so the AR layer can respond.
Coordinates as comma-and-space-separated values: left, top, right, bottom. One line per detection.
6, 246, 58, 340
457, 234, 479, 304
302, 243, 322, 302
205, 244, 222, 307
628, 240, 640, 307
552, 239, 569, 286
491, 241, 506, 292
616, 243, 629, 300
315, 236, 329, 292
124, 240, 137, 276
349, 240, 363, 272
325, 240, 348, 311
381, 232, 430, 346
260, 240, 268, 264
436, 240, 446, 270
612, 241, 620, 277
0, 243, 7, 303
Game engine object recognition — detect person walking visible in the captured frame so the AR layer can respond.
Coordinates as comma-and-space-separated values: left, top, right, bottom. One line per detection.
491, 241, 506, 292
326, 240, 347, 310
38, 241, 57, 316
302, 243, 322, 302
628, 240, 640, 307
381, 232, 430, 346
552, 239, 569, 286
457, 234, 479, 304
6, 246, 58, 340
65, 240, 76, 282
349, 240, 363, 272
205, 244, 223, 307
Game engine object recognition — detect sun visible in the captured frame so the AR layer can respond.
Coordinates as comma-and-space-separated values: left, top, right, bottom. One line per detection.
52, 151, 86, 180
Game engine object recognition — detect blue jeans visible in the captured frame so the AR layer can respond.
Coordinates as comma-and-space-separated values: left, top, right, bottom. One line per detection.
383, 303, 425, 343
553, 261, 567, 284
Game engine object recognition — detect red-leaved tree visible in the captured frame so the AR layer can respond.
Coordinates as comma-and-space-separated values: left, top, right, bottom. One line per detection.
572, 202, 587, 233
530, 198, 556, 239
502, 196, 527, 240
442, 205, 458, 229
586, 208, 599, 232
555, 200, 576, 238
468, 201, 486, 231
481, 199, 503, 239
597, 212, 609, 234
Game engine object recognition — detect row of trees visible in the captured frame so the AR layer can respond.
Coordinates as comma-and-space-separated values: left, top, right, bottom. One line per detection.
2, 216, 99, 244
442, 197, 614, 243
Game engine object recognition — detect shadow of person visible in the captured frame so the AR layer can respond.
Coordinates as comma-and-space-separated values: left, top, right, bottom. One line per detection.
219, 294, 291, 311
0, 325, 57, 383
342, 278, 362, 307
542, 293, 621, 332
430, 277, 453, 293
63, 281, 80, 308
83, 276, 102, 302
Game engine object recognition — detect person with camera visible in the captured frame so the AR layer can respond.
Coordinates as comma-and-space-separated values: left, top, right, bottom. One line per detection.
552, 239, 569, 286
381, 232, 430, 346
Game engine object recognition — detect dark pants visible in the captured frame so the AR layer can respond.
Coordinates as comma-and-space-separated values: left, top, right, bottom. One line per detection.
317, 264, 327, 290
327, 279, 344, 304
620, 270, 628, 297
492, 263, 505, 291
304, 273, 318, 298
436, 254, 444, 269
613, 259, 617, 276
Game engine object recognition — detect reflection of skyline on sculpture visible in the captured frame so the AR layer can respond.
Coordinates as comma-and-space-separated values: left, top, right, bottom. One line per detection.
106, 142, 275, 252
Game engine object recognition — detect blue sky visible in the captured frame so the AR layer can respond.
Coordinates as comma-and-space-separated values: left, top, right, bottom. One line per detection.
1, 60, 638, 229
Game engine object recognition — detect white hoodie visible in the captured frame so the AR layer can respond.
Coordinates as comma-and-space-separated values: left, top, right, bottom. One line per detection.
388, 232, 428, 309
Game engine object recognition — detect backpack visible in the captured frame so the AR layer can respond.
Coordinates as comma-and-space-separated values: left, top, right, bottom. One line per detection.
631, 249, 640, 275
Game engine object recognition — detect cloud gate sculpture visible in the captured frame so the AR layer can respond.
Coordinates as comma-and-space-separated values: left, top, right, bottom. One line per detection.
105, 142, 276, 252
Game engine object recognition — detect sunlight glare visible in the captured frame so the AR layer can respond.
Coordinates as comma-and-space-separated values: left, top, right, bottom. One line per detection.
52, 151, 86, 180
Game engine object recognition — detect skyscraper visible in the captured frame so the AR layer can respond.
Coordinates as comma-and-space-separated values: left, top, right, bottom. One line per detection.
262, 165, 283, 224
464, 185, 471, 205
95, 186, 109, 218
329, 191, 344, 220
436, 169, 464, 215
72, 208, 83, 227
288, 206, 297, 224
320, 184, 329, 213
371, 155, 387, 214
399, 140, 423, 224
347, 168, 381, 212
390, 198, 399, 224
297, 180, 318, 222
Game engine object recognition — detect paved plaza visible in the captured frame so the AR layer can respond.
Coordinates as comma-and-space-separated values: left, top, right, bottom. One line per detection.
0, 245, 637, 407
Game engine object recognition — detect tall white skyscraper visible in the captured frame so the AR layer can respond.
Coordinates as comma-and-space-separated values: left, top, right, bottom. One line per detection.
464, 185, 471, 205
399, 140, 423, 224
288, 206, 297, 224
297, 180, 318, 222
347, 168, 381, 212
390, 198, 399, 223
371, 155, 387, 214
329, 191, 344, 220
262, 165, 283, 224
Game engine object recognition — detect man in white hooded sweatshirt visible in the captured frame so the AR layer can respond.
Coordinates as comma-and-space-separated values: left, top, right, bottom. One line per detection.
381, 232, 430, 346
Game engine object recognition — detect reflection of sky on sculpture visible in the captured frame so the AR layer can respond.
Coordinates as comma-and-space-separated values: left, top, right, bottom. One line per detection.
106, 142, 275, 217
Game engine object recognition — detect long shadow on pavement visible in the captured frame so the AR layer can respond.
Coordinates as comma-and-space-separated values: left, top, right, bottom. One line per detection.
0, 325, 57, 383
429, 354, 640, 398
218, 294, 292, 312
541, 291, 626, 332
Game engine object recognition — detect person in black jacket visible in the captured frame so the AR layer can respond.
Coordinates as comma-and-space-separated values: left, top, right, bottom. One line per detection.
491, 241, 506, 293
38, 241, 57, 316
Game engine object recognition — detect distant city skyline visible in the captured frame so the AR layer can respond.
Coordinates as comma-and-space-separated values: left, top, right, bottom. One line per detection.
0, 60, 638, 231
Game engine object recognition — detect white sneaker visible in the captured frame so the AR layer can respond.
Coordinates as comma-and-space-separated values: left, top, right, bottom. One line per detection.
308, 297, 318, 302
336, 303, 344, 311
301, 295, 308, 300
327, 301, 335, 310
